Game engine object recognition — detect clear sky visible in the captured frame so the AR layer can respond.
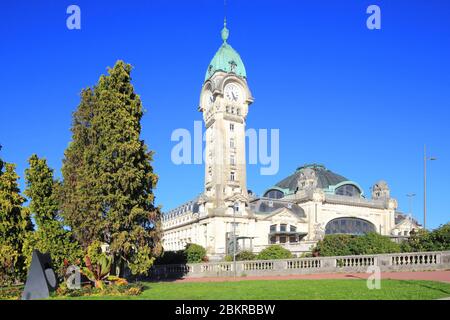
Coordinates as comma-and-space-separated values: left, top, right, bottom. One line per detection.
1, 0, 449, 229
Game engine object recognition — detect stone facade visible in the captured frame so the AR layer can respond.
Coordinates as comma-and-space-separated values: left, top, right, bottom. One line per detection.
161, 22, 421, 260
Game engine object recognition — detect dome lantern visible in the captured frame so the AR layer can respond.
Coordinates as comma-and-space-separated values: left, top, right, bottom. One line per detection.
204, 20, 247, 81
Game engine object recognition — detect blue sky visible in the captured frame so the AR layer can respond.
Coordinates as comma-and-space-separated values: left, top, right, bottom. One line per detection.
0, 0, 449, 229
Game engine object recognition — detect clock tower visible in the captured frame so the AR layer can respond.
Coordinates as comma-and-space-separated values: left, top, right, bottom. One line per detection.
199, 19, 254, 216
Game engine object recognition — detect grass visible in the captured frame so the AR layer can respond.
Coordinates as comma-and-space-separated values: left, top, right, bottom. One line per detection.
59, 279, 450, 300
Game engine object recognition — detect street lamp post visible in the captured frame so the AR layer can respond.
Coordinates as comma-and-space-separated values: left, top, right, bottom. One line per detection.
423, 145, 437, 230
406, 193, 416, 217
229, 202, 239, 278
406, 193, 416, 230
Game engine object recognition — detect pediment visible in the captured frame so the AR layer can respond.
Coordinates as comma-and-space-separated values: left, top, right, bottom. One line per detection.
259, 207, 306, 222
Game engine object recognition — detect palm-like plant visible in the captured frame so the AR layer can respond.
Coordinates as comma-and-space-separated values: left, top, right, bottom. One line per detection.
81, 253, 112, 289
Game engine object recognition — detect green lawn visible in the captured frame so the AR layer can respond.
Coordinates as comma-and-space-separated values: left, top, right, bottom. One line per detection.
62, 279, 450, 300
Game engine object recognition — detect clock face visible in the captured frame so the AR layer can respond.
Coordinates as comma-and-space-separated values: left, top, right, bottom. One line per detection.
203, 91, 214, 109
224, 83, 242, 102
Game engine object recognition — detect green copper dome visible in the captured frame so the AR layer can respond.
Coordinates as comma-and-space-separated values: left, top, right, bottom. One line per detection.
204, 20, 247, 81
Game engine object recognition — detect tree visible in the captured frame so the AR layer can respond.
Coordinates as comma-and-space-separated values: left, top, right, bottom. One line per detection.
61, 61, 162, 276
23, 154, 82, 278
401, 223, 450, 252
0, 150, 32, 285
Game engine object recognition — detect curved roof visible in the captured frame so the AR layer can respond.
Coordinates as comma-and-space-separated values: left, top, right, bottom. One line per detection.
204, 20, 246, 81
275, 164, 349, 193
250, 198, 306, 218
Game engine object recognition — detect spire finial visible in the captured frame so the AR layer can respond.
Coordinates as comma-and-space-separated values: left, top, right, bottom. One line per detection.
221, 17, 229, 43
222, 0, 229, 43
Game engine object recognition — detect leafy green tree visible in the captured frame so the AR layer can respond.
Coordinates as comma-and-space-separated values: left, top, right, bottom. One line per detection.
401, 223, 450, 252
61, 61, 162, 276
0, 152, 32, 284
257, 245, 292, 260
22, 154, 82, 278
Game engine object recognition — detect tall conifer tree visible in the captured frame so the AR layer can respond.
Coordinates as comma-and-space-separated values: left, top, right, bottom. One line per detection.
0, 146, 32, 284
61, 61, 162, 275
23, 154, 82, 277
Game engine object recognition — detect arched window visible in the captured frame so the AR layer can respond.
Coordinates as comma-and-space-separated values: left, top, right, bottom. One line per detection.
325, 217, 376, 235
264, 189, 284, 199
335, 184, 361, 197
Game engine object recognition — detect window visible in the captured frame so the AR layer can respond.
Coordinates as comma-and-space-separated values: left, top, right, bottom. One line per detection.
279, 236, 287, 243
230, 154, 235, 165
404, 230, 409, 236
270, 236, 276, 244
230, 171, 235, 181
264, 189, 284, 199
325, 218, 376, 235
230, 123, 234, 131
280, 224, 287, 232
237, 108, 241, 115
335, 184, 361, 197
270, 224, 277, 233
290, 225, 297, 232
289, 235, 297, 243
230, 138, 235, 148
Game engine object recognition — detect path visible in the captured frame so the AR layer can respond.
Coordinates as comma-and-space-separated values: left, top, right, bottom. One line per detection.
169, 270, 450, 283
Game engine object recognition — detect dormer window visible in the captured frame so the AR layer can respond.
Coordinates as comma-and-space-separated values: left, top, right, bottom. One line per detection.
229, 60, 237, 73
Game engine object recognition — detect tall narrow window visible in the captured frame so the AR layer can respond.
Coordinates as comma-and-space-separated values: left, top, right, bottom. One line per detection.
230, 123, 234, 132
230, 154, 235, 165
230, 171, 235, 181
230, 138, 235, 148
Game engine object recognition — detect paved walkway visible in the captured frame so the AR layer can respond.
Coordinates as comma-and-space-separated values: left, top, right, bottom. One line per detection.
171, 270, 450, 283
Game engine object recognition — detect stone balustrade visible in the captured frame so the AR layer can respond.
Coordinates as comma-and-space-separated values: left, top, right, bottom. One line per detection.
150, 251, 450, 279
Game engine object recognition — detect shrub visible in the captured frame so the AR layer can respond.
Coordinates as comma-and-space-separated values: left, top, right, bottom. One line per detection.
313, 233, 401, 257
55, 282, 144, 297
0, 286, 22, 300
154, 244, 208, 264
184, 243, 207, 263
236, 250, 256, 261
154, 250, 187, 265
257, 245, 292, 260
